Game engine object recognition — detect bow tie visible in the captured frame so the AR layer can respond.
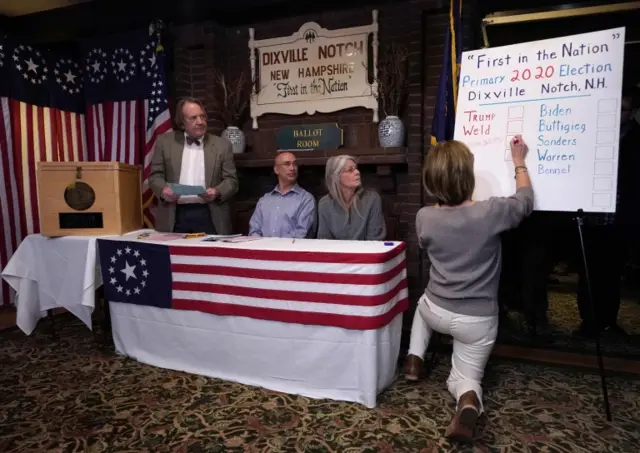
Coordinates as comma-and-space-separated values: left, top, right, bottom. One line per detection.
186, 137, 201, 146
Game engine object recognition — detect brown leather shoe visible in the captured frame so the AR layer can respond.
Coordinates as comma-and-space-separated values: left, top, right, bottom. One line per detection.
403, 354, 424, 381
445, 390, 480, 443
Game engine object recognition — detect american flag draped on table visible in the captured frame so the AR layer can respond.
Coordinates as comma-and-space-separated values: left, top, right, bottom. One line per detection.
0, 24, 171, 306
96, 239, 409, 330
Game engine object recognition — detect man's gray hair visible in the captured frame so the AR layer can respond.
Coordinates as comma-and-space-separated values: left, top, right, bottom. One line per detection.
174, 97, 207, 130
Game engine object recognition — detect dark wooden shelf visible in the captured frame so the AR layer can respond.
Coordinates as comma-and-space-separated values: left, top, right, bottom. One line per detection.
234, 147, 407, 168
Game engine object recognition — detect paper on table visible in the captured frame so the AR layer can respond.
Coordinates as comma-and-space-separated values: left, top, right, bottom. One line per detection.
169, 183, 206, 196
139, 233, 184, 241
223, 236, 263, 243
202, 235, 261, 243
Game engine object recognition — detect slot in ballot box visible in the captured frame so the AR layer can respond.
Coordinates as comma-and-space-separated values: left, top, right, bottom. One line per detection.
36, 161, 143, 237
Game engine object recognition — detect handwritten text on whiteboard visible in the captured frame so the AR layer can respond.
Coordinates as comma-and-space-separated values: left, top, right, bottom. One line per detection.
454, 27, 625, 213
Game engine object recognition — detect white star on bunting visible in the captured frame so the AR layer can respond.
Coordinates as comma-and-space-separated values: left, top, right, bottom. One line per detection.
140, 40, 159, 79
111, 48, 136, 83
85, 48, 107, 84
13, 44, 48, 85
54, 58, 83, 94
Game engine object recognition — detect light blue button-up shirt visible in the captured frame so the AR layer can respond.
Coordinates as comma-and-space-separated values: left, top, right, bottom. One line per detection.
249, 184, 316, 238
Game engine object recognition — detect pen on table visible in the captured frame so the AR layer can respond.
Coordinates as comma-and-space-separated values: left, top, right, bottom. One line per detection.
184, 232, 207, 239
292, 239, 296, 244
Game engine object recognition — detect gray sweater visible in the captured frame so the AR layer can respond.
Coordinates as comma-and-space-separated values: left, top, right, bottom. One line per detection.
416, 187, 534, 316
317, 189, 387, 241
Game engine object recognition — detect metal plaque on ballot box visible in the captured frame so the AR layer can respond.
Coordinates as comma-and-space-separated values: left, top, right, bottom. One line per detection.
36, 161, 143, 237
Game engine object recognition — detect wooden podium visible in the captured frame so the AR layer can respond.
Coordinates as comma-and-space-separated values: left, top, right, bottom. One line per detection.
37, 161, 143, 237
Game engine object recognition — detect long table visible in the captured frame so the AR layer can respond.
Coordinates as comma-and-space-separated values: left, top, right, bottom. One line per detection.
2, 231, 408, 408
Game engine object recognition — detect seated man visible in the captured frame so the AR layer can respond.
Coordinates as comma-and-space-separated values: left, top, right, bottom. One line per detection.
249, 152, 316, 238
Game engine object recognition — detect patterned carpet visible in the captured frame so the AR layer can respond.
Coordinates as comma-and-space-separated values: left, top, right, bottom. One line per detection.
499, 283, 640, 358
2, 316, 640, 452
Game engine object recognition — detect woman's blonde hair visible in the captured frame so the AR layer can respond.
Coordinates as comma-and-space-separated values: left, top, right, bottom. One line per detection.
325, 155, 364, 213
422, 140, 475, 206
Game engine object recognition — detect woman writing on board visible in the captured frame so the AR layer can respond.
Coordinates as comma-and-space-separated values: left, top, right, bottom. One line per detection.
405, 136, 534, 443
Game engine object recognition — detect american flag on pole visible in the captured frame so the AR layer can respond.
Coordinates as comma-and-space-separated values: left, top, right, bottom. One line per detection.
0, 37, 87, 306
141, 22, 172, 227
97, 239, 409, 330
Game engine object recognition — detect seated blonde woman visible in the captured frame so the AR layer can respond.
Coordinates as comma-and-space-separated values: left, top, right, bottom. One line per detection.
406, 136, 533, 443
317, 155, 386, 241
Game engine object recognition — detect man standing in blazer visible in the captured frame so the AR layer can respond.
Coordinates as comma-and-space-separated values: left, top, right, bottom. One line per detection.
149, 97, 239, 235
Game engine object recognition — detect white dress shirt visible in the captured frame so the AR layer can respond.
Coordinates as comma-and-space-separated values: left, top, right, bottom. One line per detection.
178, 134, 206, 204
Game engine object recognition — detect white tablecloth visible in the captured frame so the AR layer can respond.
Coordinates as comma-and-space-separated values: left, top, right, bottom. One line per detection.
1, 234, 104, 334
111, 303, 402, 408
1, 231, 406, 407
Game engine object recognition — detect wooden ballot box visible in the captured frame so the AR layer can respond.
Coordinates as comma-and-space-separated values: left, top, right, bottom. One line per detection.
37, 161, 143, 237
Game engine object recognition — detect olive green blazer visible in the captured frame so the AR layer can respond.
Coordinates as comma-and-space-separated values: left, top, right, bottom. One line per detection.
148, 130, 239, 234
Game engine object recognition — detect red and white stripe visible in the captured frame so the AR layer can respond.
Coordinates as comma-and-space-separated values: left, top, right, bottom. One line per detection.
0, 98, 88, 306
142, 99, 171, 227
52, 108, 89, 163
86, 101, 140, 164
167, 243, 409, 330
0, 98, 19, 306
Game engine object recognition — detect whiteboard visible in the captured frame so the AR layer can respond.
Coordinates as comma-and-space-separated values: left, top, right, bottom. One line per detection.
453, 27, 626, 213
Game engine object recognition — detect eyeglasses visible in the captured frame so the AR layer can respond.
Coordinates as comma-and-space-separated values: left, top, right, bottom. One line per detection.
342, 166, 358, 173
277, 161, 298, 168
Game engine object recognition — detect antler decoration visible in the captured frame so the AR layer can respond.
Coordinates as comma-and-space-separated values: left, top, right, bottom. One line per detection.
209, 68, 254, 127
374, 43, 409, 117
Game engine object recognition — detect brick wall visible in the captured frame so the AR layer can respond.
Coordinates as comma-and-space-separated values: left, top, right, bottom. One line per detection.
169, 0, 469, 330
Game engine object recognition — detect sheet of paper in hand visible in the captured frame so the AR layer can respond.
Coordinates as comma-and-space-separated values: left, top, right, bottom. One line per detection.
169, 183, 207, 196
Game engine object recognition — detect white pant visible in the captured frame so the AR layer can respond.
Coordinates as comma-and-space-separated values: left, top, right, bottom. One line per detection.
408, 295, 498, 413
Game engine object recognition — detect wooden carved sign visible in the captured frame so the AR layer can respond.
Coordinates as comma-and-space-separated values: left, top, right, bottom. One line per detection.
276, 123, 344, 151
248, 10, 380, 129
